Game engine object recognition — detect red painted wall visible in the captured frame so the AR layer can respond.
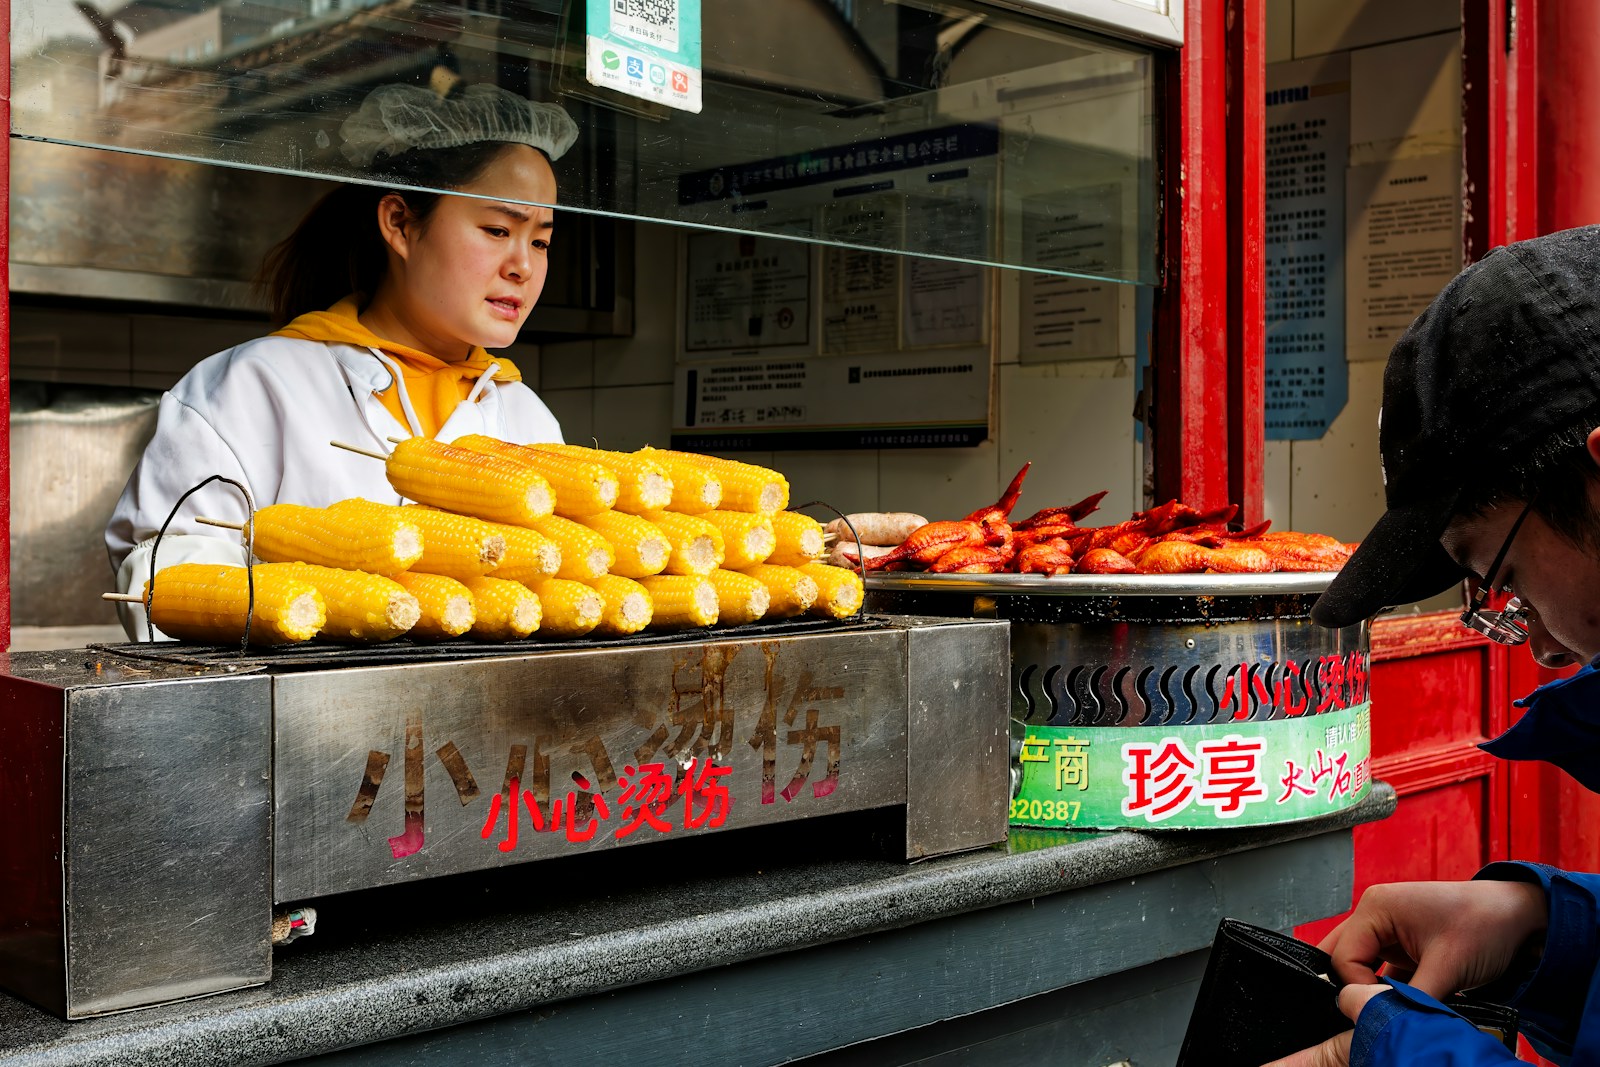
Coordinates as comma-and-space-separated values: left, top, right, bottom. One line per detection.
0, 0, 11, 651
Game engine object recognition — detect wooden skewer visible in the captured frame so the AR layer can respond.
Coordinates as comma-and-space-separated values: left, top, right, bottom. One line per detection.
331, 440, 388, 461
196, 516, 247, 531
103, 592, 144, 603
387, 436, 409, 445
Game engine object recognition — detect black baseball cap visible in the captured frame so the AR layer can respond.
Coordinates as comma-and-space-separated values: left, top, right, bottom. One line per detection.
1313, 225, 1600, 628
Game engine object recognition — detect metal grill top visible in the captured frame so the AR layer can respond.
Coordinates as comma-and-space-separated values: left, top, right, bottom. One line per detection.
88, 615, 882, 673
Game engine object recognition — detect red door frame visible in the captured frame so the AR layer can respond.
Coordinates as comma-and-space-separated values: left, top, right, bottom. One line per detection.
1152, 0, 1265, 523
0, 0, 11, 653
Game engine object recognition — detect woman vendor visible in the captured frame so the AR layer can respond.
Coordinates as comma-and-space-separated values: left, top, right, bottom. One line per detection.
104, 83, 579, 639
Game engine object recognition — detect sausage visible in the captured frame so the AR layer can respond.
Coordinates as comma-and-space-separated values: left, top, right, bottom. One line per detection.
823, 512, 929, 547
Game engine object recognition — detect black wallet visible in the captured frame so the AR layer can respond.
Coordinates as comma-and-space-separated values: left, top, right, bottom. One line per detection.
1176, 919, 1519, 1065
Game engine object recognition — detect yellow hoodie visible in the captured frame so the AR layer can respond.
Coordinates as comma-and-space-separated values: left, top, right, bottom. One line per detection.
273, 296, 522, 438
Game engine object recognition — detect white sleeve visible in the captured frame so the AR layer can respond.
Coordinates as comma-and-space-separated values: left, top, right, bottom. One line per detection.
105, 392, 257, 641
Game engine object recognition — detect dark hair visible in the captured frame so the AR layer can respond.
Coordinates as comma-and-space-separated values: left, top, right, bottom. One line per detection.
261, 140, 520, 324
1455, 423, 1600, 548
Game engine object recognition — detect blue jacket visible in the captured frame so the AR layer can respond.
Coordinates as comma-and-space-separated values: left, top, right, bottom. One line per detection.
1353, 665, 1600, 1066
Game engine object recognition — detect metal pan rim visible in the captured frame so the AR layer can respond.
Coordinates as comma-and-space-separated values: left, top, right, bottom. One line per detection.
863, 572, 1337, 597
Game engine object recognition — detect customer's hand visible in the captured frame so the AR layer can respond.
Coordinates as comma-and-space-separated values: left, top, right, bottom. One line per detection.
1319, 880, 1547, 997
1260, 983, 1387, 1067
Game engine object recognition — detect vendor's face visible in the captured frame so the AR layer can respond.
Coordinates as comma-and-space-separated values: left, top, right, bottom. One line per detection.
1442, 491, 1600, 667
385, 144, 557, 355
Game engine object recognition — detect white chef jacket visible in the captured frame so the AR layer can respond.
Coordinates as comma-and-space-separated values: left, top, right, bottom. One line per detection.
106, 335, 563, 639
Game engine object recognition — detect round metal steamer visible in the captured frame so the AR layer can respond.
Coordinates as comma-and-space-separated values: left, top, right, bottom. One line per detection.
865, 573, 1372, 831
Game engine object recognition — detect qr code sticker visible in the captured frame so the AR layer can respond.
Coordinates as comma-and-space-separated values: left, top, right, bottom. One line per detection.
611, 0, 678, 50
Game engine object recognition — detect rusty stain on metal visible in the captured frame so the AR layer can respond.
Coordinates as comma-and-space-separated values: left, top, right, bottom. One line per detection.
583, 735, 618, 791
402, 719, 424, 817
748, 642, 783, 804
697, 644, 739, 760
435, 741, 479, 805
501, 744, 528, 794
634, 725, 669, 764
345, 750, 389, 822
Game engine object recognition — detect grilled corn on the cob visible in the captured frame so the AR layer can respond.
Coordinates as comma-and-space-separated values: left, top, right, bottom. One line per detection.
798, 562, 863, 618
707, 569, 770, 625
739, 564, 819, 619
463, 576, 542, 639
393, 572, 476, 639
767, 511, 826, 566
142, 563, 326, 645
639, 575, 719, 628
586, 574, 653, 635
644, 511, 724, 575
644, 448, 788, 514
484, 522, 562, 584
248, 502, 423, 576
528, 578, 604, 638
580, 511, 670, 578
701, 510, 776, 570
329, 500, 505, 580
532, 515, 615, 581
532, 443, 674, 513
384, 436, 554, 525
261, 562, 420, 641
634, 448, 721, 513
453, 435, 620, 517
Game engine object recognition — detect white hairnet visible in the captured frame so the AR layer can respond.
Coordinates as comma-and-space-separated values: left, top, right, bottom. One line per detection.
340, 84, 580, 167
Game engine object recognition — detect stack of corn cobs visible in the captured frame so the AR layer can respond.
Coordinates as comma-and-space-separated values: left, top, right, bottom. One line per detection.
845, 463, 1356, 576
144, 438, 863, 646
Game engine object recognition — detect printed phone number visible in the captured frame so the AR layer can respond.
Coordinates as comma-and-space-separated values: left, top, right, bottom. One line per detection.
1010, 797, 1082, 822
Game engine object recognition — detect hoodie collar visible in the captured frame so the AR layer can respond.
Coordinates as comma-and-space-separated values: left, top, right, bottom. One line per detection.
272, 296, 522, 384
1481, 662, 1600, 793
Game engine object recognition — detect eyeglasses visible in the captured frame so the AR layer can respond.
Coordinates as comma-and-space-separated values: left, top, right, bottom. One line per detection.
1460, 503, 1534, 645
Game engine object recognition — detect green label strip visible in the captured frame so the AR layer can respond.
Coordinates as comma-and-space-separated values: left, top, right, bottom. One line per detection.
1013, 703, 1371, 830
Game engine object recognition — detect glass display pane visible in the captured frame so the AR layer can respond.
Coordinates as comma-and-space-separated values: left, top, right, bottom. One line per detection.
12, 0, 1158, 283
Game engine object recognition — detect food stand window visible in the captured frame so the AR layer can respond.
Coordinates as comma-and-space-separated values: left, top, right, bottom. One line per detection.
10, 0, 1161, 281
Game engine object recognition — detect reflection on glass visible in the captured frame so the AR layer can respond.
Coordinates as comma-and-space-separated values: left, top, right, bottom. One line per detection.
12, 0, 1158, 282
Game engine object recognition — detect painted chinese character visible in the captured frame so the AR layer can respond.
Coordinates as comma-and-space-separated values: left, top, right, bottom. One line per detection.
647, 648, 740, 769
1220, 663, 1271, 720
681, 757, 733, 830
1019, 736, 1049, 763
478, 740, 552, 853
1277, 759, 1315, 803
1054, 737, 1090, 792
1122, 738, 1199, 822
750, 669, 842, 805
1316, 655, 1347, 712
1326, 753, 1353, 799
1309, 747, 1335, 785
1197, 736, 1268, 817
481, 775, 526, 853
1346, 652, 1370, 705
1351, 756, 1371, 794
782, 707, 842, 801
613, 762, 676, 840
531, 773, 612, 844
1274, 660, 1309, 716
348, 716, 484, 860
